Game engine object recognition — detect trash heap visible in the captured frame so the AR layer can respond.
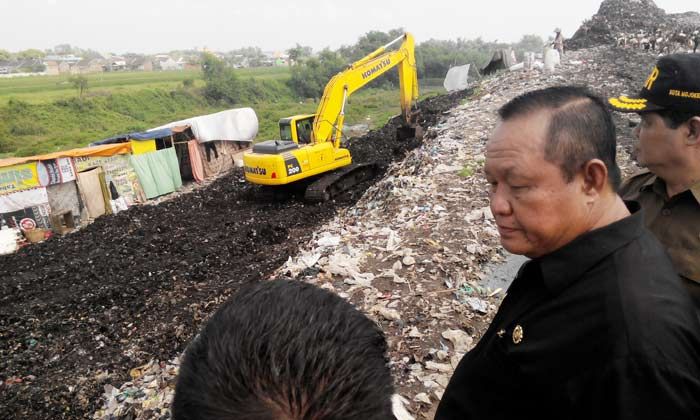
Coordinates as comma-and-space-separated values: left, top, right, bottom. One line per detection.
0, 89, 466, 419
567, 0, 699, 51
273, 46, 651, 418
1, 30, 663, 420
89, 44, 655, 420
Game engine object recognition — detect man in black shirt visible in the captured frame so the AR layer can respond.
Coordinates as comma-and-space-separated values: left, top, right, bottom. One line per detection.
435, 86, 700, 419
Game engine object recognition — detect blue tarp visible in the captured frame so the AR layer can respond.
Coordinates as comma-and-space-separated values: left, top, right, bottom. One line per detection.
91, 127, 178, 146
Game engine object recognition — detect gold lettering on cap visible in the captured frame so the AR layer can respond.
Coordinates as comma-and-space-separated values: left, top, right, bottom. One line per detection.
644, 66, 660, 90
668, 90, 700, 99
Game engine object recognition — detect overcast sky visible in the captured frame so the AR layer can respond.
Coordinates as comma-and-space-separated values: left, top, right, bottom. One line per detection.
0, 0, 697, 54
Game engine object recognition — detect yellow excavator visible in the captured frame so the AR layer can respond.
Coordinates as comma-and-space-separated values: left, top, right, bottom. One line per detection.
243, 32, 420, 201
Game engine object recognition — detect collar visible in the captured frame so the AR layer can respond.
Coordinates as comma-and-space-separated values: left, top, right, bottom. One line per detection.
536, 203, 645, 295
640, 174, 700, 204
691, 182, 700, 204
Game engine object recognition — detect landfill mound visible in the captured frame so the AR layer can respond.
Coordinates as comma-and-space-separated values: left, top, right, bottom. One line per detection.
670, 11, 700, 27
86, 45, 656, 420
567, 0, 690, 49
0, 90, 470, 419
270, 46, 654, 419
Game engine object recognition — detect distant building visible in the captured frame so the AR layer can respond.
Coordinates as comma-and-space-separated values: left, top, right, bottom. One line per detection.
44, 60, 60, 75
262, 50, 289, 67
183, 62, 200, 71
77, 59, 105, 74
102, 57, 127, 72
58, 61, 72, 74
127, 56, 154, 72
0, 60, 11, 75
44, 54, 82, 64
158, 57, 181, 71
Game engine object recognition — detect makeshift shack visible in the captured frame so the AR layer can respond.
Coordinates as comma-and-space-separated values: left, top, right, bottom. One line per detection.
482, 49, 517, 75
91, 127, 185, 199
155, 108, 258, 180
0, 143, 134, 231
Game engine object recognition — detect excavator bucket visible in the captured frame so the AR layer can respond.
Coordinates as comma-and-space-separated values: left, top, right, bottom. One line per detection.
396, 124, 423, 141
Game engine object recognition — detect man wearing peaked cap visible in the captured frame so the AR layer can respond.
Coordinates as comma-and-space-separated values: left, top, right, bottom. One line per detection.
609, 53, 700, 308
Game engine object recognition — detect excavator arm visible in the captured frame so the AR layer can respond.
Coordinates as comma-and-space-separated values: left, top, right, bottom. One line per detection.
243, 32, 419, 198
312, 33, 419, 148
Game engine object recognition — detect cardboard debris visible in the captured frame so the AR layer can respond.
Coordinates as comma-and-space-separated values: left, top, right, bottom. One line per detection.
392, 394, 416, 420
441, 329, 474, 353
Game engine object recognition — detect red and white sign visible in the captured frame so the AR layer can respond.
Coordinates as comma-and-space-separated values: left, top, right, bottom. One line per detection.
19, 218, 36, 231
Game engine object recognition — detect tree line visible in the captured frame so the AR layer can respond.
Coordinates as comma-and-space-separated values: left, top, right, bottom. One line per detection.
285, 29, 545, 98
201, 29, 545, 104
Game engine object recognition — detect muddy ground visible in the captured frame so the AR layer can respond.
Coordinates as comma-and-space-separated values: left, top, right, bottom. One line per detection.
0, 90, 471, 419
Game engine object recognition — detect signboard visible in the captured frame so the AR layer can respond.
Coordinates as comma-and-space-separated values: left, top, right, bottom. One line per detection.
73, 154, 144, 204
0, 159, 78, 196
0, 163, 41, 195
42, 161, 61, 185
1, 203, 51, 229
41, 157, 76, 185
58, 157, 76, 182
0, 187, 49, 214
19, 218, 36, 230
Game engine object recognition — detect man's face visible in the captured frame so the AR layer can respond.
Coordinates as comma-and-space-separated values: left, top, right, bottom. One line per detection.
633, 112, 686, 171
485, 111, 591, 258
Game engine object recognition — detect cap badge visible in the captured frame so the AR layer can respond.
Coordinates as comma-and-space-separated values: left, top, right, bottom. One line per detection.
644, 66, 660, 90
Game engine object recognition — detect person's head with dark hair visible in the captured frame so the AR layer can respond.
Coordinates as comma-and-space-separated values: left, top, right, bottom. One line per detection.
498, 85, 621, 190
172, 279, 394, 420
486, 85, 630, 258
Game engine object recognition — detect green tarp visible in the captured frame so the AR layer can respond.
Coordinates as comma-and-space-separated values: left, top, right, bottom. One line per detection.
129, 148, 182, 199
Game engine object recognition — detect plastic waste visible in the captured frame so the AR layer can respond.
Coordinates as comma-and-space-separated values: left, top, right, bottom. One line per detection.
544, 47, 560, 72
0, 220, 21, 255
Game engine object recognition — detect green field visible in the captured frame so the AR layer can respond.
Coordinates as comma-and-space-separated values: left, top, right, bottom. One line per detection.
0, 67, 291, 105
0, 67, 444, 158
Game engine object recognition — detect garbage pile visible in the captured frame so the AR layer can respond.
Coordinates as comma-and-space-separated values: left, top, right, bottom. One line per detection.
1, 27, 663, 420
271, 45, 651, 418
567, 0, 699, 51
0, 91, 467, 419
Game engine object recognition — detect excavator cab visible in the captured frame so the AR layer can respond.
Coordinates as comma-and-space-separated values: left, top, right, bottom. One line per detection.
279, 115, 315, 144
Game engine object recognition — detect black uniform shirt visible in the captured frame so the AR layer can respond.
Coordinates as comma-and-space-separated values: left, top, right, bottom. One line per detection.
435, 208, 700, 420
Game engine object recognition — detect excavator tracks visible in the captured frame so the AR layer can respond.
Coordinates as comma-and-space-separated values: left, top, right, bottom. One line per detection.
304, 163, 379, 202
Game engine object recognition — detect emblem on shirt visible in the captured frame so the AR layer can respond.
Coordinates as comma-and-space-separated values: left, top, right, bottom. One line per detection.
512, 325, 524, 344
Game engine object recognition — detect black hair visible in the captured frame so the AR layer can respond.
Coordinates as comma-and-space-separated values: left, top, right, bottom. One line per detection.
172, 279, 394, 420
656, 108, 700, 129
498, 85, 622, 190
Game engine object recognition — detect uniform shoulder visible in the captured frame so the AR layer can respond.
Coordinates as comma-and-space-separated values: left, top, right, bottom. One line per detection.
620, 169, 655, 197
626, 168, 653, 180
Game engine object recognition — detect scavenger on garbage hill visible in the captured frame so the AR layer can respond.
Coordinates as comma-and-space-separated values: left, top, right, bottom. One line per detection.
609, 53, 700, 308
553, 27, 565, 56
436, 86, 700, 420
